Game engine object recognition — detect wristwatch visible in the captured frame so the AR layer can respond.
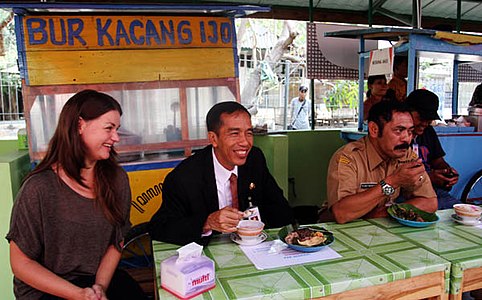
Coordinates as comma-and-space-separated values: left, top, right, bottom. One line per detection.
379, 180, 395, 196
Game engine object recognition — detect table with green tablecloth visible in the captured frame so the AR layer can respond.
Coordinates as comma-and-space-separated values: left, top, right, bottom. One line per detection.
368, 209, 482, 300
153, 219, 450, 299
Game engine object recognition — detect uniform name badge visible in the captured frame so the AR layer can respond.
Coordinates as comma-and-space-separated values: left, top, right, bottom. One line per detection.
360, 182, 377, 189
244, 206, 261, 222
412, 143, 419, 157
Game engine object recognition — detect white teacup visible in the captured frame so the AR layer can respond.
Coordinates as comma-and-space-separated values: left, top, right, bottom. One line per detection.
237, 220, 265, 242
454, 204, 482, 223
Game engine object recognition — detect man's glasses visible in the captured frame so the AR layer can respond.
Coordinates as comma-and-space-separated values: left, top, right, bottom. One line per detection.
300, 90, 308, 93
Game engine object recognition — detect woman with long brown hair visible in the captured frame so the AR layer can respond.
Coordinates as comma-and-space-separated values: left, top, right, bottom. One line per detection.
7, 90, 145, 300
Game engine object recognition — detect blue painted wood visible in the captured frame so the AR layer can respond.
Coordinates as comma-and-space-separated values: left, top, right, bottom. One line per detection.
1, 3, 270, 17
14, 14, 29, 84
452, 60, 459, 115
121, 160, 182, 172
438, 133, 482, 200
358, 36, 365, 131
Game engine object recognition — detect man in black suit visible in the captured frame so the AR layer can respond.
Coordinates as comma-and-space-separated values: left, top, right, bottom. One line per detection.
149, 101, 294, 245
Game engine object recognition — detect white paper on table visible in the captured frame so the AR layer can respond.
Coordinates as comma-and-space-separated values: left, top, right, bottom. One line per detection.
239, 240, 342, 270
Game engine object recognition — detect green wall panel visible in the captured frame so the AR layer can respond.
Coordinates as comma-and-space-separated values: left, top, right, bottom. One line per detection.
0, 141, 31, 300
254, 134, 288, 198
287, 130, 346, 208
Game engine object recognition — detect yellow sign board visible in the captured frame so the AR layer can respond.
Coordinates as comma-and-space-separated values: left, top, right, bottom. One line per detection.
127, 168, 173, 226
19, 15, 237, 85
23, 15, 234, 50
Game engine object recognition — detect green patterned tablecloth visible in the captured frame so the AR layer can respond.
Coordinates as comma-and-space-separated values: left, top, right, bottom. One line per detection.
153, 219, 449, 299
368, 209, 482, 296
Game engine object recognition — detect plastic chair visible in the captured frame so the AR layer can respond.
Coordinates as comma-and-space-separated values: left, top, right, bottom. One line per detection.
120, 222, 152, 269
119, 223, 156, 299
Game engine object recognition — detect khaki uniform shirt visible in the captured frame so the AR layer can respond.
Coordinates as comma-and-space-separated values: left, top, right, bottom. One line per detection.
327, 136, 436, 210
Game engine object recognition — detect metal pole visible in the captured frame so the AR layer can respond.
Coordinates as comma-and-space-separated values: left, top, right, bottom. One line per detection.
456, 0, 461, 33
357, 37, 365, 131
407, 34, 417, 94
412, 0, 421, 29
452, 60, 459, 116
309, 0, 315, 130
284, 61, 291, 130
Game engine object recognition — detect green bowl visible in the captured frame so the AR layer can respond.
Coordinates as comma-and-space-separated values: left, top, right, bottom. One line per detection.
277, 225, 334, 252
387, 203, 439, 227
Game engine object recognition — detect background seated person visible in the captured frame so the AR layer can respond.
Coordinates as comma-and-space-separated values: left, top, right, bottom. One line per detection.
388, 55, 408, 102
324, 100, 437, 224
149, 101, 294, 245
363, 75, 395, 120
469, 82, 482, 107
405, 89, 460, 209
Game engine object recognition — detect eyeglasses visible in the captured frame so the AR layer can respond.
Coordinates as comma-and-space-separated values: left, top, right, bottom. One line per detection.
300, 89, 308, 93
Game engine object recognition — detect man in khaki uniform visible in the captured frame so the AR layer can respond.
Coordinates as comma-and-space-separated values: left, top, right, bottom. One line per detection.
325, 100, 437, 224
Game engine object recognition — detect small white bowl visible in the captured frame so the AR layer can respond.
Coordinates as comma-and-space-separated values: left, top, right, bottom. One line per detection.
453, 204, 482, 222
237, 220, 265, 242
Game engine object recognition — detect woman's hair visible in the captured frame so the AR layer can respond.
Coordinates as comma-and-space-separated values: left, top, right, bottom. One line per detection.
366, 75, 387, 98
29, 90, 125, 226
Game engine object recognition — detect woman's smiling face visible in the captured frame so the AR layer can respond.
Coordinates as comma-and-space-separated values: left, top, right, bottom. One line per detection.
79, 110, 121, 167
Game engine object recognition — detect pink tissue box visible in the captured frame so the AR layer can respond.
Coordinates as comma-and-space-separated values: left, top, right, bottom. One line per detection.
160, 254, 215, 299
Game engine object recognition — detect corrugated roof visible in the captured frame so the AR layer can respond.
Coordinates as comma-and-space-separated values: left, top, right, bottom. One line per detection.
211, 0, 482, 33
1, 0, 482, 33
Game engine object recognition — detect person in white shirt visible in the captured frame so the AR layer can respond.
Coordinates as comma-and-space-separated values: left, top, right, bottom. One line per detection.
289, 85, 312, 130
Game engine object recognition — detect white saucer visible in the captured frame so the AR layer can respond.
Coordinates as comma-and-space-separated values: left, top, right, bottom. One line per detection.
230, 231, 268, 246
451, 214, 482, 226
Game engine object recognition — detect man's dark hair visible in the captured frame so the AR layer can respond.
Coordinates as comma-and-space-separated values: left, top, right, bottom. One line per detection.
367, 100, 411, 136
393, 55, 408, 68
206, 101, 251, 133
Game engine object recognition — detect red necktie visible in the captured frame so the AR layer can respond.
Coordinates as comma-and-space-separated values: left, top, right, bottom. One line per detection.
229, 173, 239, 209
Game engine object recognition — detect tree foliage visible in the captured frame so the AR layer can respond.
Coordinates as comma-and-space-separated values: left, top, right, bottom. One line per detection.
324, 80, 359, 109
0, 10, 16, 71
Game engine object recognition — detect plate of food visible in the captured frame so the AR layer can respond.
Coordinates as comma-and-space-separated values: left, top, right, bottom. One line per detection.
277, 225, 334, 252
387, 203, 439, 227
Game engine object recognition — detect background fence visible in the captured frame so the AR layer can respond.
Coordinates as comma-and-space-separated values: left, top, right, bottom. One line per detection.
0, 72, 22, 121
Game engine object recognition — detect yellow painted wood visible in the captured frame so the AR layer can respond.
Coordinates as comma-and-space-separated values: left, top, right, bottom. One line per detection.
26, 48, 235, 85
23, 15, 234, 51
127, 168, 173, 226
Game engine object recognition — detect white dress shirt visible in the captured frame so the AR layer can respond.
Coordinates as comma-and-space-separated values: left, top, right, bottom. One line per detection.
202, 149, 238, 236
212, 148, 238, 209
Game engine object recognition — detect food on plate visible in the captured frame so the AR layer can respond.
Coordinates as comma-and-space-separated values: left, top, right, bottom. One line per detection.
284, 228, 327, 247
393, 205, 425, 222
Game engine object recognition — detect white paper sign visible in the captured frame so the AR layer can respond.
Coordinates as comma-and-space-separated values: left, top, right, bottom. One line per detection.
239, 240, 341, 270
368, 47, 394, 76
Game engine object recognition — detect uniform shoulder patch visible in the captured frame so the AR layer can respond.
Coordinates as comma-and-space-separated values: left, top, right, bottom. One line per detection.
338, 155, 351, 165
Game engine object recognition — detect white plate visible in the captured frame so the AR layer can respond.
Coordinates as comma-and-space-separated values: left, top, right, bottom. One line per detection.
230, 231, 268, 246
451, 214, 481, 226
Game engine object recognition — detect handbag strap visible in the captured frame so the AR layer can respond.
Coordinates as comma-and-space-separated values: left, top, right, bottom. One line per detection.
293, 100, 306, 123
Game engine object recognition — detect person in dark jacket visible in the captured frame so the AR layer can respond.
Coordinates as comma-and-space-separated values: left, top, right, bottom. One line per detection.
149, 101, 294, 245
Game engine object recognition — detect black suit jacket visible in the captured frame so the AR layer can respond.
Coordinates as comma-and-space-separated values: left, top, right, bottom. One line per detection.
149, 145, 294, 245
